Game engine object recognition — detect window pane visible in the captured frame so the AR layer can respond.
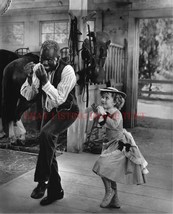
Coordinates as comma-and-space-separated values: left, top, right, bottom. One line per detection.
13, 24, 24, 34
55, 34, 68, 43
15, 35, 24, 44
42, 34, 54, 43
87, 21, 95, 32
41, 21, 69, 44
55, 22, 68, 34
2, 23, 24, 45
42, 23, 54, 33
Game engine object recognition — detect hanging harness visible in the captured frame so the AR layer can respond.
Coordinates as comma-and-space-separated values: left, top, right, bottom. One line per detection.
68, 15, 81, 66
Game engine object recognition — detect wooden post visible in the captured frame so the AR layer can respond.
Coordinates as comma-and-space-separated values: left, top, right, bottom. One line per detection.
124, 17, 139, 128
67, 0, 88, 152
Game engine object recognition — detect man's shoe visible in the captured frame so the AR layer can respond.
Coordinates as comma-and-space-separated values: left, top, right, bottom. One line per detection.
40, 189, 64, 206
31, 183, 47, 199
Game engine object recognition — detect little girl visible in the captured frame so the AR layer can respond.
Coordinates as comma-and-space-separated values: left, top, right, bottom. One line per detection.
92, 87, 149, 208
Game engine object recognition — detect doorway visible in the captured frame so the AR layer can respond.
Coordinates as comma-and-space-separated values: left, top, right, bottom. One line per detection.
137, 18, 173, 129
126, 9, 173, 128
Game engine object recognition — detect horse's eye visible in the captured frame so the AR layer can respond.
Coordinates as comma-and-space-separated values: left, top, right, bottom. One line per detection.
99, 47, 104, 57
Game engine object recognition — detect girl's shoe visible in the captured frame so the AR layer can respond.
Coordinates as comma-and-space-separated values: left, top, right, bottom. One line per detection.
110, 181, 121, 208
109, 194, 121, 208
100, 188, 115, 208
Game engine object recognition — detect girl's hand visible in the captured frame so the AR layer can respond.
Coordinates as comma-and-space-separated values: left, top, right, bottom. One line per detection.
97, 106, 107, 115
35, 64, 48, 85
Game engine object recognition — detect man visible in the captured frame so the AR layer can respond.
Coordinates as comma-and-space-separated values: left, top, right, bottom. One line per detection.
21, 40, 79, 206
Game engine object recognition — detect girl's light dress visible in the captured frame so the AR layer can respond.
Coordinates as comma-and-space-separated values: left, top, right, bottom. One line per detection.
92, 109, 149, 185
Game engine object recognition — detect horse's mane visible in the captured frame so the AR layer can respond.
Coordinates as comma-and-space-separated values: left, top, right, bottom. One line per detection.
24, 52, 39, 57
22, 52, 39, 63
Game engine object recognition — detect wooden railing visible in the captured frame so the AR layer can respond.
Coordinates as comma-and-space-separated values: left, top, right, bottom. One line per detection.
66, 43, 126, 152
138, 79, 173, 101
67, 42, 126, 153
67, 84, 106, 152
104, 43, 125, 87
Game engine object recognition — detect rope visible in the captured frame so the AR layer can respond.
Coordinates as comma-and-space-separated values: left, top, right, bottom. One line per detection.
0, 0, 12, 16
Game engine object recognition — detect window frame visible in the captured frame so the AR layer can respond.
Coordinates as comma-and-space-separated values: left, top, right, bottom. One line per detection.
39, 20, 69, 46
2, 22, 24, 45
86, 19, 96, 33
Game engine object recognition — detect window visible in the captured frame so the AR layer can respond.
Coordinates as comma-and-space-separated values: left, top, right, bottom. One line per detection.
2, 22, 24, 45
85, 20, 96, 38
87, 20, 95, 32
40, 21, 69, 45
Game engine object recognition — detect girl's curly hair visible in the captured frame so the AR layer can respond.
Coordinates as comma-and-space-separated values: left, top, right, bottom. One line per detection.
113, 94, 125, 110
100, 91, 125, 110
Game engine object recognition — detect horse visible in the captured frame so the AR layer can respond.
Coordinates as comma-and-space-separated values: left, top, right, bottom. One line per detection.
0, 49, 19, 137
0, 50, 19, 116
1, 52, 40, 142
77, 31, 110, 86
77, 31, 111, 106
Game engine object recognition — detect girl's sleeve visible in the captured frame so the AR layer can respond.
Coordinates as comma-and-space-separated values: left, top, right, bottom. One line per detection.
105, 110, 122, 129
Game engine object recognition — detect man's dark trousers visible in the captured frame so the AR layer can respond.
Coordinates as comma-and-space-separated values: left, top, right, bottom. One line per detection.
34, 104, 79, 195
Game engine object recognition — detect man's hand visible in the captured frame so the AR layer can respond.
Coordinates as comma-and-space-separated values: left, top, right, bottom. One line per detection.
35, 64, 48, 86
24, 62, 35, 85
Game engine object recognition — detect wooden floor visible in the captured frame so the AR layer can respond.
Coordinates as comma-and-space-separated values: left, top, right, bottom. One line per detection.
0, 144, 172, 214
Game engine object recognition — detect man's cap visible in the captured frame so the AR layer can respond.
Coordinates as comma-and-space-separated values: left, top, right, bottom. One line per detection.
99, 87, 126, 98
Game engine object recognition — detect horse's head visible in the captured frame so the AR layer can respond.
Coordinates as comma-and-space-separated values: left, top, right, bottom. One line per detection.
95, 31, 111, 67
78, 31, 111, 90
81, 31, 110, 83
81, 31, 110, 67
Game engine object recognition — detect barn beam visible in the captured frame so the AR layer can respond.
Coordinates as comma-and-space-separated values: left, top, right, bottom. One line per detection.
67, 0, 88, 153
124, 17, 139, 128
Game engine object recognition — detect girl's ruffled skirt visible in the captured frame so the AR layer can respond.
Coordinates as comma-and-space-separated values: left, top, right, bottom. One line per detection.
93, 149, 146, 185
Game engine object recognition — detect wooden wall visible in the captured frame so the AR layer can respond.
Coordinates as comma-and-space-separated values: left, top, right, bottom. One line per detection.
131, 0, 173, 10
5, 0, 69, 14
88, 0, 129, 46
0, 0, 69, 52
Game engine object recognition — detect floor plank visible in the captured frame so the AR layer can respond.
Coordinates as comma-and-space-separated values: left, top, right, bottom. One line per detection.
0, 152, 172, 213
